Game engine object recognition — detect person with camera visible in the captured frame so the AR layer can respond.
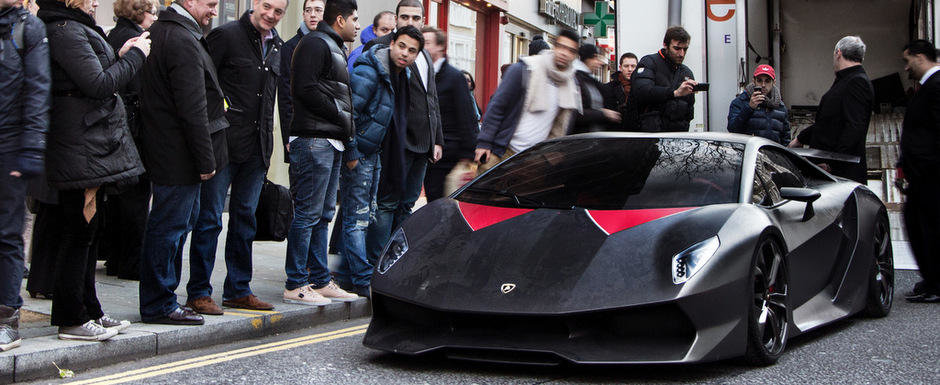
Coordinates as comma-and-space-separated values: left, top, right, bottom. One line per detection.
727, 65, 790, 145
631, 26, 701, 132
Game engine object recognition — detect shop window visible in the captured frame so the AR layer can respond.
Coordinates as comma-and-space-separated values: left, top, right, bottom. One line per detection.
214, 0, 250, 28
447, 1, 477, 75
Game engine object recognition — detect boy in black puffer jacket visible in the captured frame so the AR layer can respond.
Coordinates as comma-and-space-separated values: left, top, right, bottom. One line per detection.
0, 0, 49, 352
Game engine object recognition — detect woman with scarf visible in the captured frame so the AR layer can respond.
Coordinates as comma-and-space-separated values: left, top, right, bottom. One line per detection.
37, 0, 150, 341
727, 65, 791, 145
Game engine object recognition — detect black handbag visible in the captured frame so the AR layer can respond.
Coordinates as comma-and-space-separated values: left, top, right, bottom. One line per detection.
254, 179, 293, 242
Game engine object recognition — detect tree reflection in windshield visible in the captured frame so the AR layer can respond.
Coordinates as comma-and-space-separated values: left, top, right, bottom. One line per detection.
457, 138, 744, 210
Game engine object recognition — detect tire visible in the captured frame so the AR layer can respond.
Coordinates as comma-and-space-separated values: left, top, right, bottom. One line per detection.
863, 214, 894, 317
744, 235, 789, 366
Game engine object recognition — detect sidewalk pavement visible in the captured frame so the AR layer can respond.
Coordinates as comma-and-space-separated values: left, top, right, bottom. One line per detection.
1, 213, 371, 384
0, 201, 922, 383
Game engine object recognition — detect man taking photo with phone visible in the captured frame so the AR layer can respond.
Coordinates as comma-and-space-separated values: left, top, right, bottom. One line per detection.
631, 26, 700, 132
727, 65, 790, 145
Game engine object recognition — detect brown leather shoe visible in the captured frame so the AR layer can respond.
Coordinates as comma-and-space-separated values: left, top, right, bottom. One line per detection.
222, 295, 274, 311
185, 296, 224, 315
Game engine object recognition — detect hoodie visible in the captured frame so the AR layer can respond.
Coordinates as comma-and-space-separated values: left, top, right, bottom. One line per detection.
347, 24, 378, 73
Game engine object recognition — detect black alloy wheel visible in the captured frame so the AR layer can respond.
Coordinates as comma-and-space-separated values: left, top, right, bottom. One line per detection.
864, 215, 894, 317
745, 236, 789, 366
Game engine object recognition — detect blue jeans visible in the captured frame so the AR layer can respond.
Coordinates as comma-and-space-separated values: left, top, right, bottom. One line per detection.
0, 155, 26, 309
188, 154, 266, 300
140, 183, 200, 320
367, 151, 428, 264
336, 153, 381, 288
285, 138, 341, 290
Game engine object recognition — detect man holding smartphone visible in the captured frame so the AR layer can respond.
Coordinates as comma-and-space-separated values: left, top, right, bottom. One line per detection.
631, 26, 700, 132
727, 65, 790, 145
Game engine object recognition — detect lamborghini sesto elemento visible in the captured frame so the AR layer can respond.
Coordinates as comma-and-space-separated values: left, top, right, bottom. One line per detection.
363, 133, 894, 366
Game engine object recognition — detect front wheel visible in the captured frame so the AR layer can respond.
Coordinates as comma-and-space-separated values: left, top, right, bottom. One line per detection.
863, 215, 894, 317
744, 235, 789, 366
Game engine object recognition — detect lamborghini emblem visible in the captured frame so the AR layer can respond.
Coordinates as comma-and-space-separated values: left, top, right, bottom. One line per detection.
500, 283, 516, 294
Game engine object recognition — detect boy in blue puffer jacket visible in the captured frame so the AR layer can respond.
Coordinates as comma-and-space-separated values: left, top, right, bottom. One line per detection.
337, 26, 424, 298
727, 65, 791, 145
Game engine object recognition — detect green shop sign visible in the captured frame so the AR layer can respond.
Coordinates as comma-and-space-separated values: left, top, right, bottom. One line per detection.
582, 1, 615, 38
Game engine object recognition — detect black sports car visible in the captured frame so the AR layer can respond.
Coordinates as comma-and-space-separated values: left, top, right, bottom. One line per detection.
363, 133, 894, 366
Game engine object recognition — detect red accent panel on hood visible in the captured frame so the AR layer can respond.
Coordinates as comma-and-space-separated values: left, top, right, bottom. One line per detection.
458, 201, 534, 231
586, 207, 698, 235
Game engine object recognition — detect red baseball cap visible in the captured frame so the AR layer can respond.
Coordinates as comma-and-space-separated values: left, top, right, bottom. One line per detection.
753, 65, 775, 79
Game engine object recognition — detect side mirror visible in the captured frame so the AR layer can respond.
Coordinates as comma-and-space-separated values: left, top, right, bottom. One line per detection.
780, 187, 821, 221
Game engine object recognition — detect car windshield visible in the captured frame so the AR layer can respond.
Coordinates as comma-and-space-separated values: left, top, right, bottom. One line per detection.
456, 138, 744, 210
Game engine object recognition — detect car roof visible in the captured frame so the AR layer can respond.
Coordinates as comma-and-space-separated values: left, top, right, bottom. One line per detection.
546, 132, 840, 204
554, 131, 772, 148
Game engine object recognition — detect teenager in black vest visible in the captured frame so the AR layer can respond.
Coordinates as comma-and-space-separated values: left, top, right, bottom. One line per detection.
282, 0, 360, 305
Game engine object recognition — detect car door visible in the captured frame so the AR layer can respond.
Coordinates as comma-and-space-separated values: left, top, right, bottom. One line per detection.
754, 147, 846, 312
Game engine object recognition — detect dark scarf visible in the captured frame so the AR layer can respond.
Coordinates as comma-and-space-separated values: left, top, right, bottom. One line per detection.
618, 71, 632, 103
378, 64, 410, 198
37, 0, 106, 39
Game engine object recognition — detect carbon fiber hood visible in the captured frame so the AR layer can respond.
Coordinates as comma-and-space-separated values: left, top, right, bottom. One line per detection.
371, 199, 738, 314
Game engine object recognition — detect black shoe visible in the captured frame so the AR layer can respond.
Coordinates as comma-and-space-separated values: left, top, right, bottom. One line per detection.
144, 307, 205, 325
905, 291, 940, 303
904, 281, 928, 298
353, 285, 371, 300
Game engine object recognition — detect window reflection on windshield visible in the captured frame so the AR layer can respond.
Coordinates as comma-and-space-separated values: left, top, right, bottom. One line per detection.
456, 138, 744, 210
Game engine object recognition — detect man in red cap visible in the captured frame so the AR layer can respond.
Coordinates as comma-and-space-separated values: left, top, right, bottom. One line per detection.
726, 64, 790, 145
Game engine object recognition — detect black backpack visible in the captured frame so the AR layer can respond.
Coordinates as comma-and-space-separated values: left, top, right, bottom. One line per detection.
254, 179, 293, 242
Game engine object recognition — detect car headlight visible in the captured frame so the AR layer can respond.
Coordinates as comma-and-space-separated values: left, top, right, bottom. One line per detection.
377, 228, 408, 274
672, 236, 720, 284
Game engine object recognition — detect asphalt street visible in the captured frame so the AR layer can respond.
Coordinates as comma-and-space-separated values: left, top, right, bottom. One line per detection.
24, 270, 939, 385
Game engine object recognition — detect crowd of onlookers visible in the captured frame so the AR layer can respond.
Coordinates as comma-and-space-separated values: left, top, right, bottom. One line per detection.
1, 0, 938, 353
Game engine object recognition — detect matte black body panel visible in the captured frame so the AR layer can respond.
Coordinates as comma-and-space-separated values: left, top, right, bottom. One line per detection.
363, 133, 889, 364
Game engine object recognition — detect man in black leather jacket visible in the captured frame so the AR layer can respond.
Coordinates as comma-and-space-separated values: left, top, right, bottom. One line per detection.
0, 0, 49, 352
182, 0, 286, 316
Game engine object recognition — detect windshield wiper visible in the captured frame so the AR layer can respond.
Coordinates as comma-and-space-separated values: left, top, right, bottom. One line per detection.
462, 187, 547, 208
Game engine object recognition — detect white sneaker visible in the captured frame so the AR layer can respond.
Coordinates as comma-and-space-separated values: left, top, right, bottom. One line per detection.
58, 321, 118, 341
98, 314, 131, 333
313, 281, 360, 302
283, 286, 331, 306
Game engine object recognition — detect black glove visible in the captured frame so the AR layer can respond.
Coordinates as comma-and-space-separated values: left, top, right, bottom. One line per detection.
13, 150, 44, 179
